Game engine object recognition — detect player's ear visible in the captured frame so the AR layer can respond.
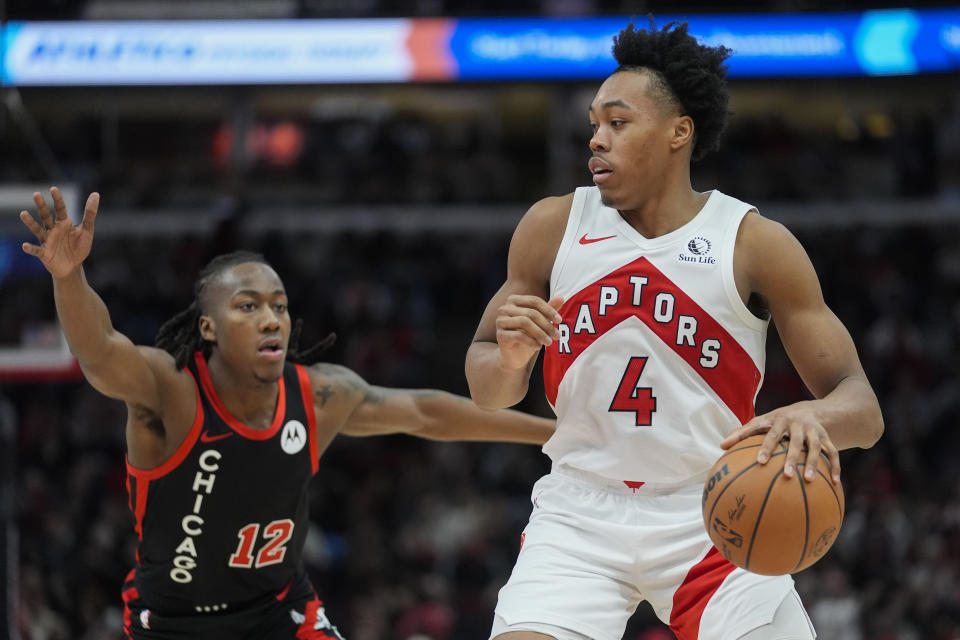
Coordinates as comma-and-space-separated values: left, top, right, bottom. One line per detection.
670, 115, 694, 152
199, 315, 216, 342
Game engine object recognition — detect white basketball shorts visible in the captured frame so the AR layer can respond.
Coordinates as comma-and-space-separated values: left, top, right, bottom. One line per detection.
491, 465, 802, 640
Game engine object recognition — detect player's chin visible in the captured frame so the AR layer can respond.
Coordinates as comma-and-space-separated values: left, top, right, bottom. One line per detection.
252, 362, 285, 384
597, 184, 623, 209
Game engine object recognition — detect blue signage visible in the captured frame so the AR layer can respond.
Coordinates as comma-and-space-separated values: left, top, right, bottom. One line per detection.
2, 9, 959, 86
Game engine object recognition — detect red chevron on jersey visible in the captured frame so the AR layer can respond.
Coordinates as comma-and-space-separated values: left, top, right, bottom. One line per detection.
543, 256, 761, 424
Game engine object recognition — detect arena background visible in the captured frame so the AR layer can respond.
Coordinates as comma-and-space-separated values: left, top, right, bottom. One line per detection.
2, 1, 960, 639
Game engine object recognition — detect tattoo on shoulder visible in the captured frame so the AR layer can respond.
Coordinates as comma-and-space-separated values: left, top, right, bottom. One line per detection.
314, 384, 334, 407
310, 363, 445, 406
312, 363, 372, 404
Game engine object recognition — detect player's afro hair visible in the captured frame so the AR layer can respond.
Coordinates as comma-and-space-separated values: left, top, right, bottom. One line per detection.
612, 19, 732, 161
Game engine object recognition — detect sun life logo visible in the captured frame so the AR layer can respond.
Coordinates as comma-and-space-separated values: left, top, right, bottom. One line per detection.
679, 236, 716, 265
280, 420, 307, 455
687, 236, 711, 255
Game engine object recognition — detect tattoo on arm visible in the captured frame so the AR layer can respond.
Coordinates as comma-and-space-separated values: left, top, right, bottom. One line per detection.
312, 363, 445, 408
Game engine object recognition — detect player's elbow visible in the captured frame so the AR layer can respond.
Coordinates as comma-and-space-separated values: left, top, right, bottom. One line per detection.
861, 403, 884, 448
465, 377, 526, 411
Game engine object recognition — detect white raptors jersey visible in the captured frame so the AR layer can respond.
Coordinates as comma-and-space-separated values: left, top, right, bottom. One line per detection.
542, 187, 769, 485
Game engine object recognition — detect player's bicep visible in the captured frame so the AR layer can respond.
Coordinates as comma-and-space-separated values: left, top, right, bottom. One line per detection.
81, 339, 172, 410
751, 221, 866, 398
775, 304, 866, 399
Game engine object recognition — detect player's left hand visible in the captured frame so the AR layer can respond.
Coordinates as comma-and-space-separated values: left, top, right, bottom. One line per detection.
720, 401, 841, 486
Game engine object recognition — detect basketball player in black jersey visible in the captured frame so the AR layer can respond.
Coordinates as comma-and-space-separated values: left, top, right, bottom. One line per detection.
19, 187, 556, 640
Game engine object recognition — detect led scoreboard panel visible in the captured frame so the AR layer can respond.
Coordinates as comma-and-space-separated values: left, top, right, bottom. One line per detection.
2, 8, 959, 86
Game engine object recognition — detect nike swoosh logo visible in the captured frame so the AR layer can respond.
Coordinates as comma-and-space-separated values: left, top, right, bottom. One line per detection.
579, 233, 617, 245
200, 430, 233, 443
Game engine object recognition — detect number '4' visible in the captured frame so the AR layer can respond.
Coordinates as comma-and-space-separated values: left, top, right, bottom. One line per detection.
228, 519, 294, 569
610, 357, 657, 426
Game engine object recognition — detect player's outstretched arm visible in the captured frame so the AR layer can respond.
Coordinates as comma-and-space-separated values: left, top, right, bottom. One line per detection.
310, 364, 555, 444
20, 187, 170, 407
721, 213, 884, 483
465, 195, 570, 409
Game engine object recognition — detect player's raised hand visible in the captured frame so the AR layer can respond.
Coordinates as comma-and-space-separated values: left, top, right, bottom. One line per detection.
495, 294, 564, 370
20, 187, 99, 278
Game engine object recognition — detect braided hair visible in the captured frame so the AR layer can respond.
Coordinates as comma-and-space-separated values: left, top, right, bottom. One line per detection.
154, 251, 335, 369
612, 19, 732, 161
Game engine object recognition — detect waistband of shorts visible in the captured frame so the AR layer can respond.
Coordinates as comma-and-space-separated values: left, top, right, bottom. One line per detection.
551, 464, 705, 496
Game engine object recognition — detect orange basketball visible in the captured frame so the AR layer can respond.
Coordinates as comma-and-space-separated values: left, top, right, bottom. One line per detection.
701, 434, 844, 575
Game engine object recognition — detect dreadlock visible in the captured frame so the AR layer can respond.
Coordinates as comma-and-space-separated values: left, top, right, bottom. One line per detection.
612, 18, 732, 162
154, 250, 335, 369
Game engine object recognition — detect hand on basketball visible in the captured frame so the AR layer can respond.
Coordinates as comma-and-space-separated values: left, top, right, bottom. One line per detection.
495, 294, 564, 370
720, 401, 841, 486
20, 187, 99, 279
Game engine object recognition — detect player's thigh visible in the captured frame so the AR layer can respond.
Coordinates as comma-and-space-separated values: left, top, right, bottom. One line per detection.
493, 474, 643, 640
734, 591, 816, 640
495, 633, 556, 640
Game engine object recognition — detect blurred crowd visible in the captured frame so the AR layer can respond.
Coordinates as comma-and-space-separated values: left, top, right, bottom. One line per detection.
3, 92, 956, 213
4, 213, 960, 639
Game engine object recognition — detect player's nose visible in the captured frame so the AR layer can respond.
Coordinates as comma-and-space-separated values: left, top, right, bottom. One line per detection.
589, 130, 609, 153
260, 308, 281, 331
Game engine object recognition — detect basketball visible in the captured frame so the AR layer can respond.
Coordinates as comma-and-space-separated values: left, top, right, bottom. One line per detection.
701, 434, 845, 575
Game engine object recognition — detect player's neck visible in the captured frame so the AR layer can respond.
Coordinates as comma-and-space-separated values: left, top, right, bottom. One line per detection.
618, 184, 709, 240
205, 356, 281, 429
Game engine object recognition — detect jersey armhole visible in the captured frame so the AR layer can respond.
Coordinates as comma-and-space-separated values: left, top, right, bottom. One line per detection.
294, 364, 320, 475
549, 187, 589, 296
126, 371, 205, 480
721, 207, 769, 333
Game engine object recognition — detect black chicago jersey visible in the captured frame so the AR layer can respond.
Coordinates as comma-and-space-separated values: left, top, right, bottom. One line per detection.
125, 352, 318, 615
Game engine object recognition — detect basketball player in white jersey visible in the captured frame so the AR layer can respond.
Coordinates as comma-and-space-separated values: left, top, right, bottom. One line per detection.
465, 20, 883, 640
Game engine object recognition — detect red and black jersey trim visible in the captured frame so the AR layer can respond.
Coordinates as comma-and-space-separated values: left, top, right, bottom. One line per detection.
125, 370, 205, 539
294, 363, 320, 475
193, 351, 287, 440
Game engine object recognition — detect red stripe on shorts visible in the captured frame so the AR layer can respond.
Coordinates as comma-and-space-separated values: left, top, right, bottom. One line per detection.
669, 547, 737, 640
297, 598, 338, 639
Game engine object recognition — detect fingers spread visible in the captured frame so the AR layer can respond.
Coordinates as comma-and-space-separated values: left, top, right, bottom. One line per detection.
33, 192, 54, 228
81, 192, 100, 232
801, 433, 823, 481
19, 210, 45, 240
21, 241, 42, 256
757, 419, 785, 464
51, 186, 69, 221
783, 424, 806, 479
721, 417, 770, 449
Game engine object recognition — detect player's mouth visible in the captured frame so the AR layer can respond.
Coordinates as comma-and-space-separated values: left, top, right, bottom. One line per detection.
589, 157, 613, 185
257, 339, 285, 361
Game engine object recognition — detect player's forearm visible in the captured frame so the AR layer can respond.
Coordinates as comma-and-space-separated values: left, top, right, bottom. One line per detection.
52, 267, 119, 366
415, 391, 554, 444
465, 341, 536, 410
812, 375, 884, 450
